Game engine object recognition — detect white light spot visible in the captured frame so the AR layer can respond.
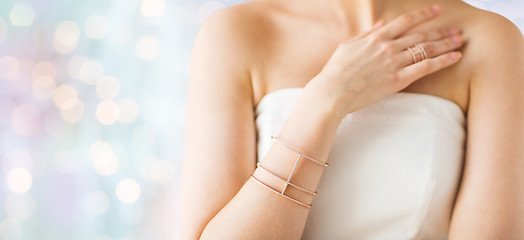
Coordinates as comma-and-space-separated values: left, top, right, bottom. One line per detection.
78, 60, 104, 85
91, 150, 118, 176
89, 141, 113, 159
54, 21, 81, 46
198, 1, 226, 24
85, 16, 108, 39
89, 141, 118, 176
141, 0, 166, 17
9, 3, 35, 26
116, 179, 141, 203
0, 17, 7, 43
96, 76, 120, 100
11, 104, 41, 136
0, 55, 19, 80
53, 40, 77, 54
135, 36, 159, 60
32, 75, 56, 99
85, 191, 110, 215
60, 99, 85, 123
53, 21, 80, 54
53, 84, 78, 109
60, 98, 77, 110
4, 193, 36, 221
117, 99, 139, 123
96, 100, 120, 125
7, 168, 32, 193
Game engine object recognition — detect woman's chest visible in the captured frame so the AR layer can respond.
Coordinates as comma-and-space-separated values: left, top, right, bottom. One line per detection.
250, 15, 472, 114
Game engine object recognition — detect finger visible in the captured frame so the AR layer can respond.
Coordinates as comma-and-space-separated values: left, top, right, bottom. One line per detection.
392, 27, 460, 51
373, 20, 386, 30
396, 51, 462, 85
376, 5, 442, 39
396, 34, 463, 67
349, 19, 385, 41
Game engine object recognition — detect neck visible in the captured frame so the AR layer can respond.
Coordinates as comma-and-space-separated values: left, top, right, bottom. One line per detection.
284, 0, 451, 36
323, 0, 385, 30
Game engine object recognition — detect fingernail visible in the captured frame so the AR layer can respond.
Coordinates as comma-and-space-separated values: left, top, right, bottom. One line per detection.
448, 28, 459, 35
450, 52, 461, 60
373, 20, 384, 30
431, 4, 441, 14
452, 35, 463, 44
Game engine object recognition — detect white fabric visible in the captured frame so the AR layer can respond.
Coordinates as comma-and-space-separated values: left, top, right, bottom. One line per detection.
255, 88, 466, 240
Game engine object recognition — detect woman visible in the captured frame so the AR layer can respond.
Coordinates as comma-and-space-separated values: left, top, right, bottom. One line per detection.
181, 0, 524, 239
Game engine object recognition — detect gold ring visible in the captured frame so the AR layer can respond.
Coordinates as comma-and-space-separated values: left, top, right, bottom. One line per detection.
416, 44, 427, 60
407, 44, 427, 64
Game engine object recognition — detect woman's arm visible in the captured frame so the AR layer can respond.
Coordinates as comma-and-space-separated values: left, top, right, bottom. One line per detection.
180, 7, 344, 239
449, 14, 524, 239
181, 5, 462, 239
180, 6, 259, 239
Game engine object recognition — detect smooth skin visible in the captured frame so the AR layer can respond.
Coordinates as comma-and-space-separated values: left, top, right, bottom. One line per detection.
181, 0, 524, 239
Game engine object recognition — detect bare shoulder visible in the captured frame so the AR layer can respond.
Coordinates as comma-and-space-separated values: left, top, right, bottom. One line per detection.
456, 3, 524, 69
191, 2, 276, 100
196, 1, 273, 55
443, 2, 524, 100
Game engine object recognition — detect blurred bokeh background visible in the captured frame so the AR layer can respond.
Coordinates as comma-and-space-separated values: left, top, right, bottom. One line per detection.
0, 0, 522, 239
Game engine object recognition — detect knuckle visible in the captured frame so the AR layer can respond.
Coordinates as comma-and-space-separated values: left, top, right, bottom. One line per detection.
391, 74, 407, 89
401, 14, 414, 24
379, 42, 396, 54
421, 7, 433, 17
384, 58, 395, 66
423, 44, 434, 54
391, 74, 402, 84
416, 32, 427, 42
368, 33, 383, 43
420, 61, 432, 72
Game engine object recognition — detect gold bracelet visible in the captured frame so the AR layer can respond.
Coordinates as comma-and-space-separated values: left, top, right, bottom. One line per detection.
257, 162, 317, 195
250, 175, 312, 208
271, 136, 329, 167
249, 136, 327, 208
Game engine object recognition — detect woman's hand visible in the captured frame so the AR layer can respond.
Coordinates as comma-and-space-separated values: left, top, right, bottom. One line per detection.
307, 4, 464, 117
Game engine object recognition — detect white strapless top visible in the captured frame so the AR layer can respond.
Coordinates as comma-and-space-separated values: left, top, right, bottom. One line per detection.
255, 88, 466, 240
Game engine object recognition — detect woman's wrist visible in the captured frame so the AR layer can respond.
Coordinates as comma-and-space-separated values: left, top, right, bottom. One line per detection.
303, 75, 348, 122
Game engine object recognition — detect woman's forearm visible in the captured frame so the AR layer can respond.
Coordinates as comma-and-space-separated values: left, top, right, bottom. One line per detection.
199, 84, 345, 239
